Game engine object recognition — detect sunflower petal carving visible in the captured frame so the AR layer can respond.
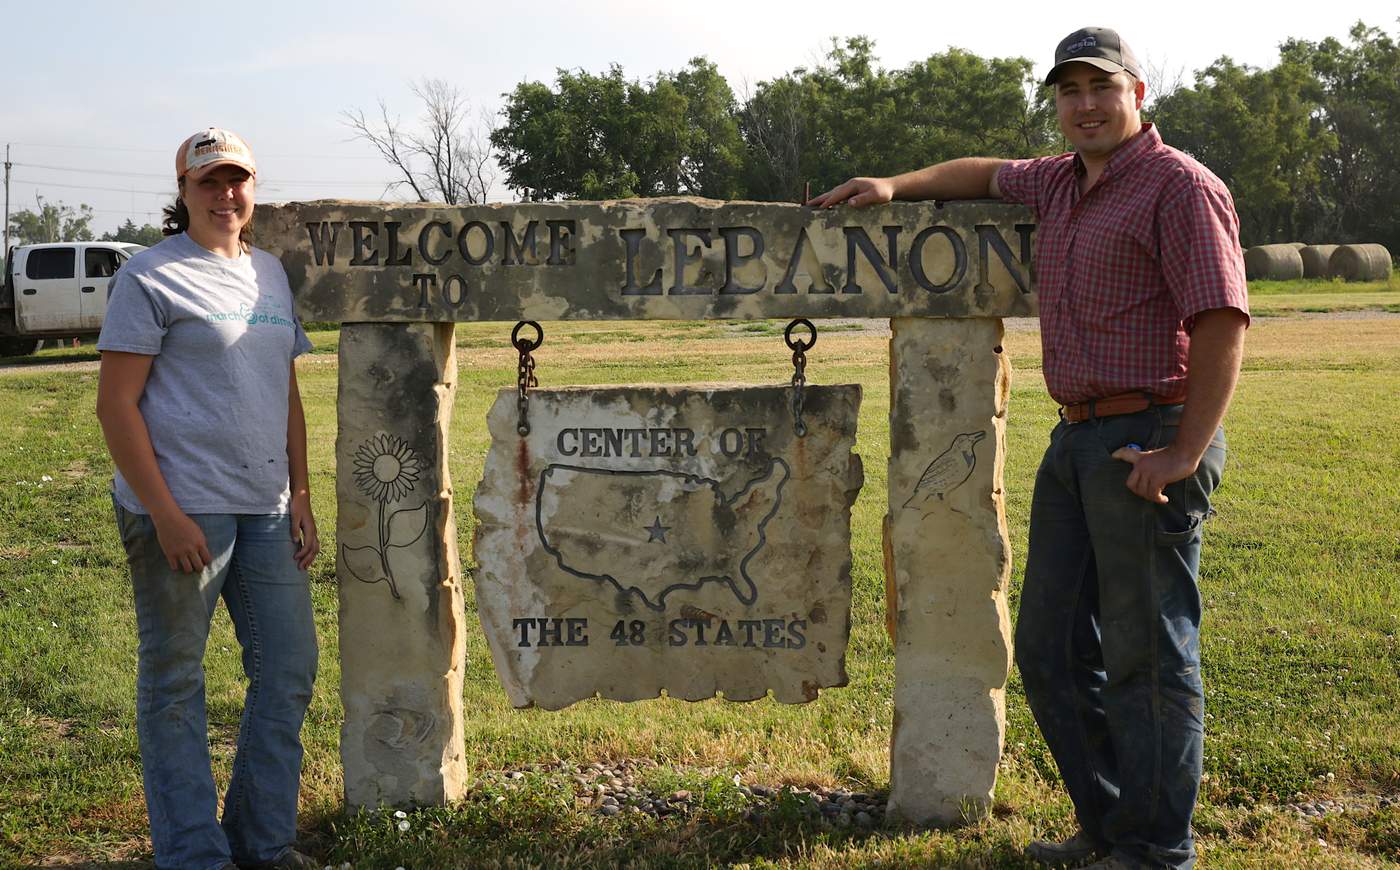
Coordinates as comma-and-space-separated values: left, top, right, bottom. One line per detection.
352, 433, 423, 504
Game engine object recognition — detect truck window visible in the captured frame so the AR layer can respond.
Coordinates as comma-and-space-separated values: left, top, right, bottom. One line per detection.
85, 248, 123, 278
26, 247, 76, 280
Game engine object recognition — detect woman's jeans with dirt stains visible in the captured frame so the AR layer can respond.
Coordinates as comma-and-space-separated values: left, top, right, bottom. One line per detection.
1015, 405, 1224, 870
114, 502, 318, 870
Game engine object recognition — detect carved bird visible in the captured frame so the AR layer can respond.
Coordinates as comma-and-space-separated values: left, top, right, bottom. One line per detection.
902, 430, 987, 509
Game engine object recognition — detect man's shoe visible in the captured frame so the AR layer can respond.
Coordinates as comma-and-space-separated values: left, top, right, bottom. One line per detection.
247, 848, 320, 870
1024, 830, 1108, 866
1080, 857, 1138, 869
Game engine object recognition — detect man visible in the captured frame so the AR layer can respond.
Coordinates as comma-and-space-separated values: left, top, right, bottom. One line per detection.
809, 27, 1248, 869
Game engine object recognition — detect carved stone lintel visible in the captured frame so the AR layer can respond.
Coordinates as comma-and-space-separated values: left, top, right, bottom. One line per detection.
885, 317, 1012, 826
253, 199, 1037, 323
336, 322, 465, 808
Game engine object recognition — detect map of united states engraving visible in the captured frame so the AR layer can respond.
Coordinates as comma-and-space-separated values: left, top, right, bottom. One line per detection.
536, 460, 790, 610
472, 384, 862, 709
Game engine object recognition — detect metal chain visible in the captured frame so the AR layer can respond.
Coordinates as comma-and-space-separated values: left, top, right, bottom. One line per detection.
784, 318, 816, 437
512, 321, 543, 436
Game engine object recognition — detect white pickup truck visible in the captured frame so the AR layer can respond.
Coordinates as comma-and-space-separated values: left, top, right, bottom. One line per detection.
1, 241, 146, 356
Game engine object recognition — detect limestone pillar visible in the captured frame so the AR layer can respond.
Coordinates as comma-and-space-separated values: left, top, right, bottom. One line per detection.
886, 317, 1012, 826
335, 322, 466, 808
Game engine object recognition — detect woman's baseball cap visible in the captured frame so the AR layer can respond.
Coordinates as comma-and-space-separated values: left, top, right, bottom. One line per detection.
1044, 27, 1142, 86
175, 128, 257, 182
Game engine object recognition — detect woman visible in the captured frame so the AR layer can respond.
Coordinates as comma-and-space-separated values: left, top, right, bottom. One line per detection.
96, 128, 320, 870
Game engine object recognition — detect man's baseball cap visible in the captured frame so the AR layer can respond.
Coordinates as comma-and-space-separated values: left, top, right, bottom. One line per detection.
175, 127, 256, 182
1044, 27, 1142, 86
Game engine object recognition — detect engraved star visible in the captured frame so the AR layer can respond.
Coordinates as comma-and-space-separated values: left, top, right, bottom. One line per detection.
644, 515, 670, 543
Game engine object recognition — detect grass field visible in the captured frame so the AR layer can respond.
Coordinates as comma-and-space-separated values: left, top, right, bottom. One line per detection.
1, 279, 1398, 868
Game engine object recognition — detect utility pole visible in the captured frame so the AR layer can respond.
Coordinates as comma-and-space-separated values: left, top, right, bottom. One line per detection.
3, 143, 11, 255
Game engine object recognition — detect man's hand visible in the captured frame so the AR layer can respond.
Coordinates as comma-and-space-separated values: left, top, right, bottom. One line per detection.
152, 510, 213, 573
807, 177, 894, 209
1111, 444, 1200, 504
290, 490, 320, 571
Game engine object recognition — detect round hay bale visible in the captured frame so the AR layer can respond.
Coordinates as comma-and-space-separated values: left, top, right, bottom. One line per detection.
1300, 244, 1339, 278
1244, 244, 1304, 281
1327, 244, 1393, 282
1286, 242, 1308, 250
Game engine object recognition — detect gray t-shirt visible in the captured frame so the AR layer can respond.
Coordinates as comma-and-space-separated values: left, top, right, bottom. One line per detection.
98, 232, 312, 515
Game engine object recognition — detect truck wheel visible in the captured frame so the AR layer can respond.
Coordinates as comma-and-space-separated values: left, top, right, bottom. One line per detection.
0, 337, 41, 357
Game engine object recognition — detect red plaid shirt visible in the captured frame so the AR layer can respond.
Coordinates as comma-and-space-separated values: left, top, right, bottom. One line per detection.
996, 123, 1249, 405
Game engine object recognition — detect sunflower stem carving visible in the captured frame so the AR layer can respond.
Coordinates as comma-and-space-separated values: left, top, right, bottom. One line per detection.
343, 433, 430, 601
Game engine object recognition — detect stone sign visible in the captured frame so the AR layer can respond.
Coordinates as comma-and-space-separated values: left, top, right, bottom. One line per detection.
472, 384, 863, 709
335, 323, 465, 808
256, 197, 1030, 824
885, 318, 1011, 825
253, 198, 1035, 322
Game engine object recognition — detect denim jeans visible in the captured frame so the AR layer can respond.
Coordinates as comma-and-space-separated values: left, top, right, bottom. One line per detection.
114, 501, 318, 870
1014, 406, 1225, 869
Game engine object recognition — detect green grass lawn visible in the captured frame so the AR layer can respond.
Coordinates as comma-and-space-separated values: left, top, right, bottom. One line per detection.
1245, 276, 1399, 316
2, 286, 1399, 867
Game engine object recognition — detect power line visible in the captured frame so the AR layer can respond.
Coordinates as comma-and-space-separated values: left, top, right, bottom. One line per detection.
11, 177, 393, 198
11, 177, 172, 196
9, 141, 383, 160
89, 207, 163, 217
14, 162, 171, 179
13, 160, 391, 187
8, 142, 166, 154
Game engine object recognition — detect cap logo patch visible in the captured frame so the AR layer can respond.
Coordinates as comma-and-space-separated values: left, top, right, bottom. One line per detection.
1066, 36, 1098, 54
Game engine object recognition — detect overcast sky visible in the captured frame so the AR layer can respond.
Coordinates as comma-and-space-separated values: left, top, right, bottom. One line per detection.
3, 1, 1395, 236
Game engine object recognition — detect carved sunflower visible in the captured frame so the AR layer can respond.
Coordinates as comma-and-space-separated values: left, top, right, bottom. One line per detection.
352, 433, 423, 504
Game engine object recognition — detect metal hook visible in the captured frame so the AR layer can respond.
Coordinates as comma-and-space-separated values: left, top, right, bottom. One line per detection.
784, 318, 817, 437
512, 321, 543, 436
784, 317, 817, 353
512, 320, 543, 353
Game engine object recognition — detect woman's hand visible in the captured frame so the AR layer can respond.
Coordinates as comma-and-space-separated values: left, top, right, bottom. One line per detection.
290, 490, 320, 570
151, 509, 213, 573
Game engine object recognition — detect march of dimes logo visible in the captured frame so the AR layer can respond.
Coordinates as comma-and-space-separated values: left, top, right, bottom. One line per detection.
205, 302, 296, 329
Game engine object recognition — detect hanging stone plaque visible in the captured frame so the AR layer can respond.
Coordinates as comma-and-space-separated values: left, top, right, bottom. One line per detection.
473, 384, 862, 709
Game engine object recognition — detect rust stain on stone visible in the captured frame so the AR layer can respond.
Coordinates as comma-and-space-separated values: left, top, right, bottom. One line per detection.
680, 604, 718, 622
515, 438, 532, 506
514, 437, 534, 552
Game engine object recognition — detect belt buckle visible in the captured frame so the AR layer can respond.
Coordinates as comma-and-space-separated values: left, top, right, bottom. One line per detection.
1059, 400, 1089, 424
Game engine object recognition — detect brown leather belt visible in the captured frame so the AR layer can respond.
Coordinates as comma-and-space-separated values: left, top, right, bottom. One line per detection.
1060, 391, 1163, 423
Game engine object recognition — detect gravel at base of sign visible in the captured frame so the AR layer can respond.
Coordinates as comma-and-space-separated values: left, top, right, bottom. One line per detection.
463, 757, 889, 827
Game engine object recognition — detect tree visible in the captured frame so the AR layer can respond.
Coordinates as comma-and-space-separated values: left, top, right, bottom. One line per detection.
492, 58, 744, 201
101, 218, 163, 247
739, 39, 1057, 201
737, 73, 813, 201
890, 47, 1059, 168
1281, 23, 1400, 250
665, 58, 745, 199
7, 197, 95, 245
345, 78, 497, 204
1153, 57, 1333, 246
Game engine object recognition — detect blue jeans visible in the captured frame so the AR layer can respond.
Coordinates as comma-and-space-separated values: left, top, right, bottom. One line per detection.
114, 502, 318, 870
1014, 406, 1225, 869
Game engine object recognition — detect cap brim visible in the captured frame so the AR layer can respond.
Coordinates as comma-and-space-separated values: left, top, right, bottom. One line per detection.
182, 159, 257, 182
1044, 57, 1128, 86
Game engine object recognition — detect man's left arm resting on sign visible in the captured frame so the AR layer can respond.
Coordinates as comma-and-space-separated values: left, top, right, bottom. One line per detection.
1112, 307, 1248, 503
